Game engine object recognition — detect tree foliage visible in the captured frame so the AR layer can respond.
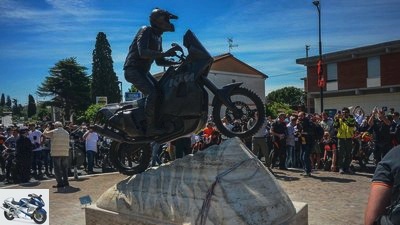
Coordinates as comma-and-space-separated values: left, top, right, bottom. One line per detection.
91, 32, 120, 103
128, 85, 138, 93
6, 95, 11, 108
27, 94, 37, 118
265, 102, 293, 118
36, 104, 51, 121
37, 57, 91, 121
0, 94, 4, 107
267, 86, 305, 108
11, 104, 23, 117
83, 104, 103, 123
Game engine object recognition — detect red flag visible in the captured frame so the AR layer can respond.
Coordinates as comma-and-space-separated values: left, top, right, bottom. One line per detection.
318, 77, 325, 88
317, 59, 325, 87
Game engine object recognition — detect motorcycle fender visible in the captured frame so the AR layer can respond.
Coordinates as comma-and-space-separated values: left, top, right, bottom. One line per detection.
211, 82, 243, 106
35, 208, 47, 216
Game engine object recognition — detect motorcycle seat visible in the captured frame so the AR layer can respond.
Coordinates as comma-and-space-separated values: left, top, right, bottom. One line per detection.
11, 199, 19, 205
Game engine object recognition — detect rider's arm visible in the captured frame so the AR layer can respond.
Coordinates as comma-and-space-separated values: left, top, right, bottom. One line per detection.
155, 57, 179, 67
365, 182, 392, 225
82, 130, 90, 140
365, 147, 400, 225
137, 27, 173, 60
42, 128, 53, 138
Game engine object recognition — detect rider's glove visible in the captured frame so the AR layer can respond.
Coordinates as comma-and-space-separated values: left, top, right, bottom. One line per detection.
163, 47, 176, 57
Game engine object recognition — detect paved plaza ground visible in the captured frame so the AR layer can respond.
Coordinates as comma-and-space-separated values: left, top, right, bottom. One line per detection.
0, 167, 372, 225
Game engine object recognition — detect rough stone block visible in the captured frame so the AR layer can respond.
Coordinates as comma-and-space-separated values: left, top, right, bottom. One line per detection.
88, 138, 307, 225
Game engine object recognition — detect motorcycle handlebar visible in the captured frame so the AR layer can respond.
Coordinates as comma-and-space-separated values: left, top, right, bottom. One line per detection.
170, 43, 185, 63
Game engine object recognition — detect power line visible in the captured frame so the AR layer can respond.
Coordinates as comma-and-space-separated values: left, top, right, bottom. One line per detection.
268, 70, 306, 77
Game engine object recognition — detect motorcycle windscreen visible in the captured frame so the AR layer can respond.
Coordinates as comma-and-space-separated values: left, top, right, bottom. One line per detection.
183, 30, 213, 61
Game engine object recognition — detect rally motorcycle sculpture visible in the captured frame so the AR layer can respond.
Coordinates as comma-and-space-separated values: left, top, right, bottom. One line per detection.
93, 30, 265, 175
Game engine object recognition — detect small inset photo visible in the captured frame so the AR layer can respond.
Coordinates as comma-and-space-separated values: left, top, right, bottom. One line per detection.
0, 189, 49, 225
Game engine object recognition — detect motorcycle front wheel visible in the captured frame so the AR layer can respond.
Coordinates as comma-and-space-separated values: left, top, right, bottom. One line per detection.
32, 210, 47, 224
212, 87, 265, 139
4, 211, 14, 220
110, 142, 151, 175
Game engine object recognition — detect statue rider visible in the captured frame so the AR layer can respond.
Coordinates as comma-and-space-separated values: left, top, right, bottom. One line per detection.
123, 8, 179, 136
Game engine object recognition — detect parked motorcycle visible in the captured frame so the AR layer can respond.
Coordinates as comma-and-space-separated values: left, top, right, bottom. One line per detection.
93, 30, 266, 175
1, 193, 47, 224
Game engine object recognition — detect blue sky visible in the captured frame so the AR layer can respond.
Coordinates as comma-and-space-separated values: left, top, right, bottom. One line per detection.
1, 0, 400, 105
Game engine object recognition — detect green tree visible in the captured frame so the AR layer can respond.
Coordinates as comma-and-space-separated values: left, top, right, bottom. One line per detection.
265, 102, 293, 118
91, 32, 120, 103
82, 104, 103, 123
6, 95, 11, 108
267, 86, 305, 109
27, 94, 37, 118
0, 93, 5, 107
37, 104, 51, 121
128, 85, 138, 93
11, 98, 22, 116
11, 104, 19, 116
37, 57, 91, 121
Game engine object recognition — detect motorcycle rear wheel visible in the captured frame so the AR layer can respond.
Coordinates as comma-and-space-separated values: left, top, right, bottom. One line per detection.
110, 142, 151, 175
4, 211, 14, 220
212, 87, 265, 139
32, 210, 47, 224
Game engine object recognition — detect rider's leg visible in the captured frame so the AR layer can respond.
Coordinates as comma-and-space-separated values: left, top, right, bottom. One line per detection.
125, 69, 164, 136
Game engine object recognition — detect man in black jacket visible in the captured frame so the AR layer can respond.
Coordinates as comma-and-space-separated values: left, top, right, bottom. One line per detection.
15, 127, 33, 183
270, 113, 288, 170
124, 8, 179, 136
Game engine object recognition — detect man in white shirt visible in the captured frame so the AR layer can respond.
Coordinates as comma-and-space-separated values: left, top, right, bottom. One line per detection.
28, 123, 43, 177
83, 125, 99, 174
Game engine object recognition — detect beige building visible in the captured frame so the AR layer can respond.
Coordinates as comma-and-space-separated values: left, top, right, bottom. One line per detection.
207, 53, 267, 103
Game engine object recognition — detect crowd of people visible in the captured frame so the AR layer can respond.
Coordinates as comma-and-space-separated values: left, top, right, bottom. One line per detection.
255, 107, 400, 177
1, 106, 399, 186
177, 106, 400, 178
0, 121, 101, 186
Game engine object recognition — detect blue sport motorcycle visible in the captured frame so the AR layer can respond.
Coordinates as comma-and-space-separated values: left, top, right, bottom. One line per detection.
1, 193, 47, 224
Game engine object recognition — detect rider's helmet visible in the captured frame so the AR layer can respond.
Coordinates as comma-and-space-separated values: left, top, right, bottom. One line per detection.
150, 8, 178, 32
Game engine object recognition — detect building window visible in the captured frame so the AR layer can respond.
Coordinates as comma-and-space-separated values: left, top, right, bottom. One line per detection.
327, 63, 337, 81
368, 56, 380, 78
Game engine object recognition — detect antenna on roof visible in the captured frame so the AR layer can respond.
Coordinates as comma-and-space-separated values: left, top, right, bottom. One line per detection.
228, 37, 238, 53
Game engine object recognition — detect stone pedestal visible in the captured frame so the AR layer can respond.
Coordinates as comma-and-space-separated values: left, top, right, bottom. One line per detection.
86, 138, 308, 225
86, 201, 307, 225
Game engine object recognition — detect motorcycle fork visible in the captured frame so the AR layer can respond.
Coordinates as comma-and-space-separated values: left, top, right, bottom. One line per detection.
202, 77, 241, 115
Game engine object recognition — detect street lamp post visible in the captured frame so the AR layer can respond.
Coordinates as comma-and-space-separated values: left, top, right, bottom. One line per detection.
313, 0, 324, 113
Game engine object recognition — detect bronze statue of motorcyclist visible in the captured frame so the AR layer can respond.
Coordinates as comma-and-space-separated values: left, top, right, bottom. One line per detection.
123, 8, 179, 136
